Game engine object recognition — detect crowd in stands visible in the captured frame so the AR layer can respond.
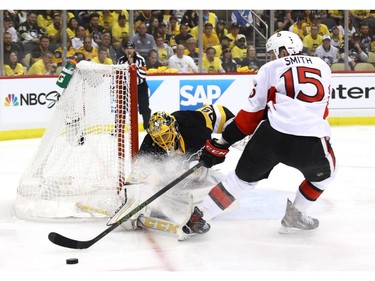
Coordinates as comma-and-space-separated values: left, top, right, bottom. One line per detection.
3, 9, 375, 76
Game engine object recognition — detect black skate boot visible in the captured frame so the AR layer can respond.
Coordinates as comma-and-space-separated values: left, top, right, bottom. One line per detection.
178, 206, 210, 241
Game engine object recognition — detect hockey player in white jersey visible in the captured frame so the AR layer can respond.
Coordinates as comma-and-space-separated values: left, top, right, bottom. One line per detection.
181, 31, 337, 239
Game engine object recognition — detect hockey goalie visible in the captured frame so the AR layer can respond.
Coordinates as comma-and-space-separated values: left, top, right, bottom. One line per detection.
107, 104, 235, 241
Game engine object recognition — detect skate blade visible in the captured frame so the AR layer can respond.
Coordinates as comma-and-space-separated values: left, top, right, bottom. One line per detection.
279, 225, 318, 234
177, 228, 196, 241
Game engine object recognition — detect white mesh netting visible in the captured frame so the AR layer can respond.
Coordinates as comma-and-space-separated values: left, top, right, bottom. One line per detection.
15, 61, 136, 220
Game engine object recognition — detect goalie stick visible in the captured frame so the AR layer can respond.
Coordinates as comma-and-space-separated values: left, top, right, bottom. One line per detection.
48, 161, 204, 249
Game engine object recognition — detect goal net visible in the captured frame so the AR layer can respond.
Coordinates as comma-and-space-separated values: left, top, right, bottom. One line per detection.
15, 61, 138, 220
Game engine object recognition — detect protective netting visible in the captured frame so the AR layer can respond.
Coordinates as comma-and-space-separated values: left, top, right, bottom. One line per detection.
15, 61, 137, 220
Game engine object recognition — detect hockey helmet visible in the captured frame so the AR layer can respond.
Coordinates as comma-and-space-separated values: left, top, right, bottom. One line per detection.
266, 31, 303, 58
147, 111, 179, 154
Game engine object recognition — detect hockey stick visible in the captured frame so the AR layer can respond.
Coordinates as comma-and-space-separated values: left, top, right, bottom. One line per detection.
76, 204, 179, 234
48, 161, 204, 249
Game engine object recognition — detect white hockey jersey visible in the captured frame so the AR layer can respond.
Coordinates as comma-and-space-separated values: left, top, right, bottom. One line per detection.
235, 55, 332, 138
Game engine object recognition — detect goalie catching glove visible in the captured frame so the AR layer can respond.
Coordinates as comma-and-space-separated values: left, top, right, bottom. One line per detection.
199, 138, 230, 168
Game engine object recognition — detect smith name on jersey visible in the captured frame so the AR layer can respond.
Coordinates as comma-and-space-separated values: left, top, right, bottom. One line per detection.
231, 54, 332, 142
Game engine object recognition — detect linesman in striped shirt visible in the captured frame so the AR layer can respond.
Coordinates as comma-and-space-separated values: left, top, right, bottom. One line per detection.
117, 40, 152, 130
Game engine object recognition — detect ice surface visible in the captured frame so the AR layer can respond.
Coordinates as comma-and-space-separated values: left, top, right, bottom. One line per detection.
1, 126, 374, 279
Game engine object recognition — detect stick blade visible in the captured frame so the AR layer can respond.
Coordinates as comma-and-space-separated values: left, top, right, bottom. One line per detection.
48, 232, 91, 249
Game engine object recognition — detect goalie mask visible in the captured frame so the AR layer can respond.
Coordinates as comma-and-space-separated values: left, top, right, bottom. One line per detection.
147, 111, 180, 155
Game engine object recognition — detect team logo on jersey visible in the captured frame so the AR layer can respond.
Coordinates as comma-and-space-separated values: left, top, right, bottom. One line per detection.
179, 79, 234, 110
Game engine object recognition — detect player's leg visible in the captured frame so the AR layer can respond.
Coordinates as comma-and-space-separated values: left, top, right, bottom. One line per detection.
280, 136, 337, 232
181, 121, 280, 239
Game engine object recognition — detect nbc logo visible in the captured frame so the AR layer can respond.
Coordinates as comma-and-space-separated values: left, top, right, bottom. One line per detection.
4, 94, 19, 107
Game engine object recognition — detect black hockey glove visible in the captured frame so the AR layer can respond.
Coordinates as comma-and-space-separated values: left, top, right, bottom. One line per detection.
199, 138, 230, 168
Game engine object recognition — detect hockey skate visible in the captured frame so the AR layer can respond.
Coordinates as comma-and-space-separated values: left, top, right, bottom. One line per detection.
279, 198, 319, 234
178, 206, 210, 241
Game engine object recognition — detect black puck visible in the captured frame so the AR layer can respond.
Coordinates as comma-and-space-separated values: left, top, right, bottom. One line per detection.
66, 258, 79, 264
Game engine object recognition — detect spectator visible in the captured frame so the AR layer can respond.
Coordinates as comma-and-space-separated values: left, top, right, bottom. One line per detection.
71, 25, 98, 51
45, 12, 62, 48
311, 13, 330, 36
98, 10, 115, 33
100, 33, 117, 63
27, 51, 56, 75
172, 10, 186, 22
174, 23, 193, 48
327, 10, 344, 26
314, 35, 340, 66
330, 25, 343, 48
349, 10, 371, 28
87, 12, 106, 46
154, 35, 174, 66
319, 10, 337, 30
167, 15, 180, 37
76, 36, 98, 61
221, 49, 237, 73
276, 10, 295, 32
106, 10, 129, 30
92, 46, 113, 64
156, 22, 171, 46
76, 10, 94, 30
180, 10, 198, 29
67, 17, 78, 40
147, 15, 160, 39
52, 37, 76, 66
3, 31, 24, 65
168, 44, 199, 73
302, 24, 322, 56
145, 48, 160, 70
111, 14, 129, 50
338, 16, 356, 38
202, 46, 225, 73
134, 10, 152, 30
304, 10, 314, 27
157, 10, 173, 27
212, 35, 233, 59
226, 22, 241, 49
16, 10, 28, 27
202, 22, 220, 52
36, 10, 53, 32
189, 24, 199, 41
202, 10, 218, 28
29, 35, 52, 67
289, 15, 309, 40
3, 51, 25, 76
184, 37, 199, 66
240, 45, 263, 71
215, 20, 228, 39
132, 22, 156, 58
358, 22, 372, 54
231, 34, 247, 65
343, 31, 369, 65
231, 10, 253, 36
18, 11, 43, 52
4, 16, 19, 42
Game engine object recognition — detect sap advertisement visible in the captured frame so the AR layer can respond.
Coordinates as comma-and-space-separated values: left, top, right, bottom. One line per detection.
1, 73, 375, 133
